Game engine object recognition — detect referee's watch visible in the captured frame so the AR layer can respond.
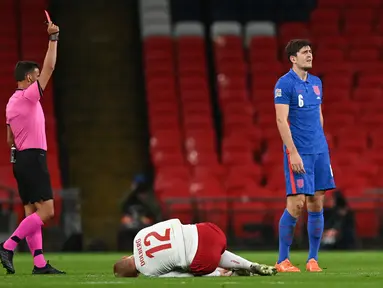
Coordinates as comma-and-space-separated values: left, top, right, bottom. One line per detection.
49, 32, 59, 41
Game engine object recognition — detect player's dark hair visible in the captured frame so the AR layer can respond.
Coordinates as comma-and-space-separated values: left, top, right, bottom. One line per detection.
14, 61, 40, 82
285, 39, 312, 63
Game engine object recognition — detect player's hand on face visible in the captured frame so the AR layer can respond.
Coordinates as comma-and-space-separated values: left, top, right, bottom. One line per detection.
47, 22, 59, 35
289, 152, 306, 174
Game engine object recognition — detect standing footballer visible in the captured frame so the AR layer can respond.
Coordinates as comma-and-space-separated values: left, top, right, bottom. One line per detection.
0, 21, 65, 274
273, 39, 336, 272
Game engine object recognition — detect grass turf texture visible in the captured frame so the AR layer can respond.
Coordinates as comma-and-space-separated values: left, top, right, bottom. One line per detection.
1, 251, 382, 287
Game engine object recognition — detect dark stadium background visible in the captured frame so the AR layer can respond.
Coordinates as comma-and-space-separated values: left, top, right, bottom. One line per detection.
0, 0, 382, 252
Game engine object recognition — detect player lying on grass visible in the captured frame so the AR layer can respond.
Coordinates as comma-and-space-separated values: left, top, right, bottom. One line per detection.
113, 219, 277, 278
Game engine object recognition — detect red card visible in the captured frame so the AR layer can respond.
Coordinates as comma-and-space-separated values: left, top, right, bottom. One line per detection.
44, 10, 51, 23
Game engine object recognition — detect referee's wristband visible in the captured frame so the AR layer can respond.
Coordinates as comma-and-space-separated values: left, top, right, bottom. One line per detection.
49, 32, 59, 41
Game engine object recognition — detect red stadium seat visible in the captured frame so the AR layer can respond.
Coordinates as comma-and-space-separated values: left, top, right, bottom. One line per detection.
359, 114, 383, 127
348, 48, 380, 62
323, 72, 353, 90
251, 62, 284, 77
314, 36, 348, 49
222, 149, 254, 166
317, 0, 347, 8
313, 62, 354, 75
352, 62, 383, 74
325, 114, 355, 127
232, 200, 269, 239
349, 201, 379, 238
184, 130, 216, 152
252, 75, 278, 91
343, 23, 373, 35
222, 136, 252, 152
358, 72, 383, 87
150, 130, 182, 154
152, 151, 185, 168
310, 23, 340, 37
182, 101, 211, 118
369, 131, 383, 150
190, 178, 228, 233
180, 89, 210, 102
353, 87, 383, 101
279, 22, 310, 39
183, 115, 213, 131
323, 101, 359, 115
187, 150, 218, 166
218, 75, 246, 91
216, 61, 247, 75
222, 102, 253, 118
347, 35, 383, 49
347, 0, 382, 8
214, 35, 243, 51
193, 164, 227, 181
156, 178, 194, 224
343, 9, 376, 24
250, 36, 278, 50
315, 48, 345, 62
219, 89, 250, 107
225, 164, 263, 186
155, 166, 191, 182
310, 9, 341, 25
144, 37, 172, 52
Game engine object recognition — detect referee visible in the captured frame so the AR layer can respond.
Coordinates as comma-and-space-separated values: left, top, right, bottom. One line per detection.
0, 21, 65, 274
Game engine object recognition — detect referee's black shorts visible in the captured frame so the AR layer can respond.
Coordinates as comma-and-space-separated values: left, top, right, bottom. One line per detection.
13, 149, 53, 205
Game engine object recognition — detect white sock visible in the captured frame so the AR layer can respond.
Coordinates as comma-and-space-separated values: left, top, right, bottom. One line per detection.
219, 250, 253, 270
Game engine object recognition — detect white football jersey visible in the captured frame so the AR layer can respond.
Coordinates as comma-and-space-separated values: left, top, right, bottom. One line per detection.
133, 219, 198, 277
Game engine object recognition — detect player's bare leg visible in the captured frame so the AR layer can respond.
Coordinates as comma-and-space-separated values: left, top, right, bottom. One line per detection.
305, 191, 325, 272
275, 195, 304, 272
219, 250, 277, 276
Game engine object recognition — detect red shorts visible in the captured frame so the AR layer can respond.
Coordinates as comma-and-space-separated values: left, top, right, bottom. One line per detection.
189, 222, 227, 276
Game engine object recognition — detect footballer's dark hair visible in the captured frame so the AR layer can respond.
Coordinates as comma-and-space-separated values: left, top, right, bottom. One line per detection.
285, 39, 312, 63
14, 61, 40, 82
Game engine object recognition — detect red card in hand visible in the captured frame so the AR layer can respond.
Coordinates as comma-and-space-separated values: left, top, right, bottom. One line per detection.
44, 10, 51, 23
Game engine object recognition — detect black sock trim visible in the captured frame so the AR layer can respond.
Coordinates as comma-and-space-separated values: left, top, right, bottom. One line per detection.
34, 249, 43, 257
11, 236, 21, 243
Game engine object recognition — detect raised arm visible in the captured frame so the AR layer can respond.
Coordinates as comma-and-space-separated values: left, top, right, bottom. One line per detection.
38, 22, 59, 90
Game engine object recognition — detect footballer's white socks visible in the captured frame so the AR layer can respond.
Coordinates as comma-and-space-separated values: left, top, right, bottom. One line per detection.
219, 250, 253, 270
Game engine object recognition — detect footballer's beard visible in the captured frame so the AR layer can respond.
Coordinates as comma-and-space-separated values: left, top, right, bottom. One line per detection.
297, 64, 312, 71
302, 60, 313, 71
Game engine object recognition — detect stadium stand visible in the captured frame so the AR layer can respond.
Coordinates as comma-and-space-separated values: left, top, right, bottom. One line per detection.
0, 0, 19, 217
139, 0, 193, 224
142, 0, 382, 243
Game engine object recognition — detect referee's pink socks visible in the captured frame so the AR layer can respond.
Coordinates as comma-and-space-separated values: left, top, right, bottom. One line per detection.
26, 228, 47, 268
3, 213, 44, 251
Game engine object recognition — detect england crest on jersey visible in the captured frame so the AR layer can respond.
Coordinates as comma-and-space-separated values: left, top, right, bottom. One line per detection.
312, 85, 320, 96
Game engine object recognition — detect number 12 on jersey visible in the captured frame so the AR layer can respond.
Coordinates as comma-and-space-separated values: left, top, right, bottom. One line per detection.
143, 228, 172, 258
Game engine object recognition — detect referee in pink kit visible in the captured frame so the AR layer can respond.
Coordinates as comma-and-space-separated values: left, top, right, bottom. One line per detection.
0, 21, 65, 274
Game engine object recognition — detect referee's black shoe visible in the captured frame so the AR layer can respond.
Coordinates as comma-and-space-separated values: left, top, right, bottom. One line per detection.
0, 242, 15, 274
32, 261, 66, 275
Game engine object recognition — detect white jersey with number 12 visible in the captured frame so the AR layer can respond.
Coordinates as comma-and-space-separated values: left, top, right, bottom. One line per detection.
133, 219, 198, 277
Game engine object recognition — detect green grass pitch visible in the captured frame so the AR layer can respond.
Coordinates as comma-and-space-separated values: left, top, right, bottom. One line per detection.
1, 251, 382, 287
